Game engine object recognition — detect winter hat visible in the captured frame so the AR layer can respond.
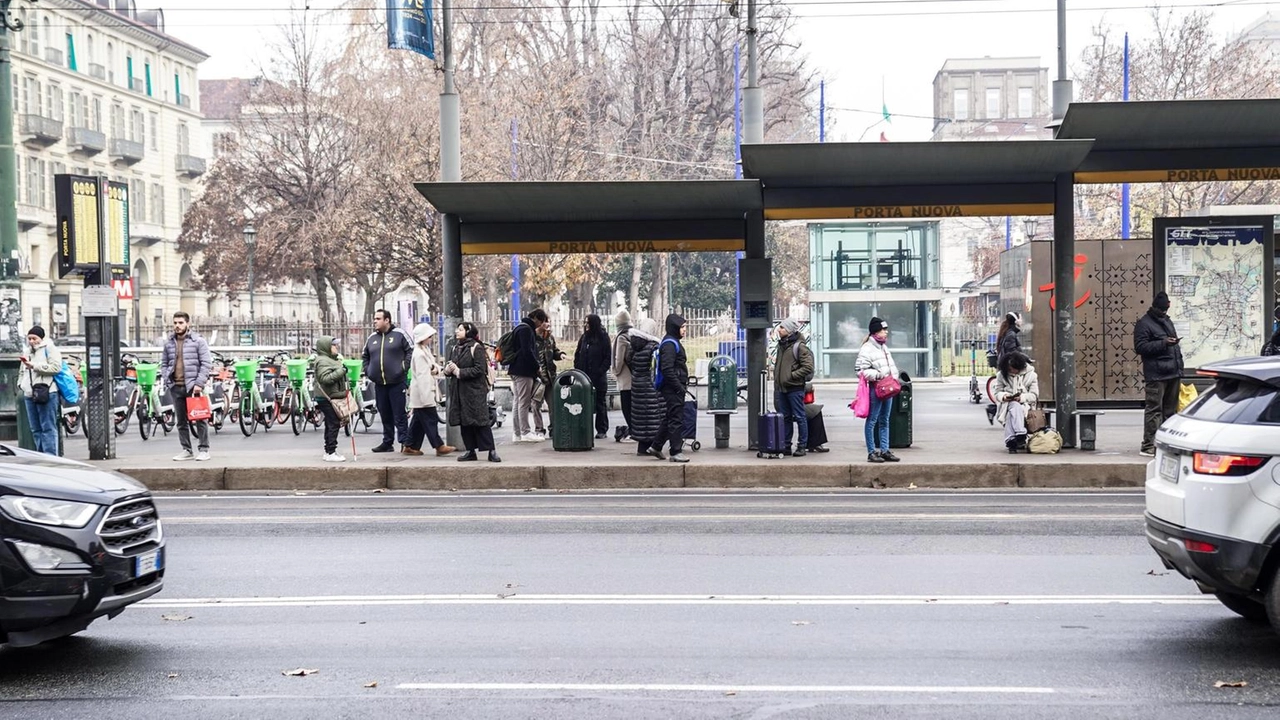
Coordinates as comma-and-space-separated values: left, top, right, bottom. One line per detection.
637, 318, 660, 337
780, 317, 802, 335
1153, 292, 1171, 312
868, 317, 887, 335
614, 309, 632, 327
412, 323, 436, 345
27, 326, 44, 339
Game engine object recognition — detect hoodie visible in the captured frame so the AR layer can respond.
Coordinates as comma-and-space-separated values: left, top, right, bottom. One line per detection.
314, 336, 349, 400
657, 313, 689, 393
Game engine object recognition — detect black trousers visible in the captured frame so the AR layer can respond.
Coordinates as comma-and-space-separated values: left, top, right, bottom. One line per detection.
1142, 379, 1180, 452
375, 381, 409, 446
408, 406, 444, 451
316, 397, 340, 455
620, 389, 633, 430
461, 425, 495, 452
593, 380, 609, 435
650, 388, 685, 455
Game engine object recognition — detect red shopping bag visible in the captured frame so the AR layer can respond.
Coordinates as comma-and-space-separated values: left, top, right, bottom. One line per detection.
186, 393, 213, 422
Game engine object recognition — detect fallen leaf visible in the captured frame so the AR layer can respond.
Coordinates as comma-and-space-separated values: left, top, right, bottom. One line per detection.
505, 583, 521, 589
358, 621, 367, 625
1146, 569, 1169, 576
283, 668, 319, 677
791, 621, 811, 626
364, 681, 379, 689
161, 614, 193, 622
908, 483, 918, 490
372, 489, 386, 494
724, 691, 737, 696
1215, 681, 1248, 688
167, 674, 179, 679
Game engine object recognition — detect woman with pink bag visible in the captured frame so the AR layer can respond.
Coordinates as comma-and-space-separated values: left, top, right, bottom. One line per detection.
854, 317, 902, 464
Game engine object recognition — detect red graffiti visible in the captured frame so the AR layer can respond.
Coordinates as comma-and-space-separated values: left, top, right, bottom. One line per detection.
1037, 253, 1093, 310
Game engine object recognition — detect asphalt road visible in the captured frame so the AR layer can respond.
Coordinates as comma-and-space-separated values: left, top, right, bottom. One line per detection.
2, 490, 1278, 719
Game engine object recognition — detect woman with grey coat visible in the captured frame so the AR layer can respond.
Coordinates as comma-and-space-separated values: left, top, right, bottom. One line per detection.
444, 322, 500, 463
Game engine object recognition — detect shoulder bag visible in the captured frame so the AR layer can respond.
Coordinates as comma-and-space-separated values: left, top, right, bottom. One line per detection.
873, 346, 902, 400
317, 378, 357, 423
1025, 405, 1048, 434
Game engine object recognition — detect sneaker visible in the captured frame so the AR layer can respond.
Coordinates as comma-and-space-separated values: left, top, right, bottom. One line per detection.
595, 432, 608, 440
880, 451, 901, 463
195, 451, 211, 462
323, 452, 346, 463
793, 448, 807, 458
647, 447, 667, 461
172, 449, 194, 462
372, 443, 395, 453
669, 453, 690, 463
1139, 449, 1156, 457
529, 432, 547, 442
810, 446, 831, 454
868, 452, 885, 464
436, 445, 456, 456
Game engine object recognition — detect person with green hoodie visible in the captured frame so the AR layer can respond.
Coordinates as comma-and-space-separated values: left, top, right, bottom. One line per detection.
313, 336, 351, 462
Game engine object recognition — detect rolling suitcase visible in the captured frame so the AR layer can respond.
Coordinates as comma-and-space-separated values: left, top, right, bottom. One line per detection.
682, 392, 701, 451
756, 371, 787, 459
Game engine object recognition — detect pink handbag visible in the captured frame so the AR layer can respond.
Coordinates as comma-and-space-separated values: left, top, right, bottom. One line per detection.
852, 375, 871, 419
873, 346, 902, 399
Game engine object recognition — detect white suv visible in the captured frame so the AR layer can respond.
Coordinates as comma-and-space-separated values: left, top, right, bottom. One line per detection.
1145, 356, 1280, 631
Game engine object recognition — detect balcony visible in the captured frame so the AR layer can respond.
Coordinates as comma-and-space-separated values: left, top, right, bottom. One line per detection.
177, 94, 191, 108
16, 203, 44, 230
68, 127, 107, 156
44, 47, 64, 67
88, 63, 106, 81
109, 138, 144, 165
128, 76, 146, 93
19, 114, 63, 145
175, 153, 206, 177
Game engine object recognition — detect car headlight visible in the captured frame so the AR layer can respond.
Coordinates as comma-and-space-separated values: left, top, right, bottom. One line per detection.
10, 540, 88, 572
0, 496, 100, 528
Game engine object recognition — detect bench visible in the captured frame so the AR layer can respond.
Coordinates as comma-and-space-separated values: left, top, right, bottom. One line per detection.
1072, 410, 1107, 451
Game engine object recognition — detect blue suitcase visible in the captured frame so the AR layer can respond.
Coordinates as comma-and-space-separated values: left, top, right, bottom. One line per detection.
682, 395, 701, 451
756, 372, 787, 459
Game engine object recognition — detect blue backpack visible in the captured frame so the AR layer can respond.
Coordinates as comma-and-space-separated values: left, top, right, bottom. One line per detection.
54, 362, 80, 404
652, 338, 679, 389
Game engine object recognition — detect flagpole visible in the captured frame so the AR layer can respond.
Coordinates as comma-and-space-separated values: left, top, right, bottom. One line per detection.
1121, 32, 1131, 240
819, 79, 825, 143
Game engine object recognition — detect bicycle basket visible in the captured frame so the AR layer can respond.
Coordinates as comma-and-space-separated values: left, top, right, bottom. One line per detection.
985, 349, 999, 369
285, 359, 309, 384
342, 359, 362, 386
134, 363, 158, 389
233, 360, 258, 385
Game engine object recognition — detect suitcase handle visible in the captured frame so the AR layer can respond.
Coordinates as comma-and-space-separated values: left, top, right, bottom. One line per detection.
760, 369, 771, 416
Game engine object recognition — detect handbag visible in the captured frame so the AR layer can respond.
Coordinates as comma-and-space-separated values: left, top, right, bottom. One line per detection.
852, 375, 872, 419
186, 393, 213, 422
30, 382, 50, 405
1025, 406, 1048, 434
1028, 428, 1063, 454
873, 347, 902, 399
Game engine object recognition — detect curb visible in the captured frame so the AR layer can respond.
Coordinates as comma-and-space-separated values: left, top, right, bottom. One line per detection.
118, 462, 1146, 492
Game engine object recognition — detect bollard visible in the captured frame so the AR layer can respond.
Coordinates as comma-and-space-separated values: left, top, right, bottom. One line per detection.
713, 414, 730, 450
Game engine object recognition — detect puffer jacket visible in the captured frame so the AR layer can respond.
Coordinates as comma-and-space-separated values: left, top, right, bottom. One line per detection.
574, 330, 611, 388
447, 338, 491, 428
508, 319, 541, 379
612, 327, 634, 392
161, 330, 211, 393
774, 334, 815, 392
992, 367, 1040, 425
20, 339, 63, 398
362, 326, 413, 386
997, 327, 1023, 362
313, 336, 349, 400
627, 328, 663, 443
1134, 308, 1184, 382
855, 338, 899, 382
657, 313, 689, 394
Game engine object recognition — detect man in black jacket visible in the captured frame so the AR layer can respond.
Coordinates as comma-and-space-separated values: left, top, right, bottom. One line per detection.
648, 314, 690, 463
510, 309, 549, 442
363, 308, 414, 452
1134, 291, 1184, 456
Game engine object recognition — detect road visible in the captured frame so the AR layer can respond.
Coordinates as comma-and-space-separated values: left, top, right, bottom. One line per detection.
2, 490, 1278, 719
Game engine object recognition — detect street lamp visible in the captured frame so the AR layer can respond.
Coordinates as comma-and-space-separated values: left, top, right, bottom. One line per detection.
1023, 217, 1039, 243
243, 223, 257, 321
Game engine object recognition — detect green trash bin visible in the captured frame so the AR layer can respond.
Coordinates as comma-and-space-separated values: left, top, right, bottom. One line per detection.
707, 355, 738, 412
551, 369, 595, 451
889, 371, 913, 449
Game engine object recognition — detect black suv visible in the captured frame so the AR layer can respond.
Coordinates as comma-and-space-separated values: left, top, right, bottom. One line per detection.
0, 445, 164, 647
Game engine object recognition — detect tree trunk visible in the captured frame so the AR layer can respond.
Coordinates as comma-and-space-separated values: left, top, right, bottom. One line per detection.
313, 270, 332, 323
332, 278, 347, 323
650, 254, 668, 322
628, 253, 643, 319
485, 273, 499, 324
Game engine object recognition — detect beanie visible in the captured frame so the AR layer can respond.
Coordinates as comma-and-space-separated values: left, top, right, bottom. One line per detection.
614, 309, 632, 327
27, 326, 45, 339
868, 317, 887, 335
1153, 292, 1171, 312
780, 317, 802, 335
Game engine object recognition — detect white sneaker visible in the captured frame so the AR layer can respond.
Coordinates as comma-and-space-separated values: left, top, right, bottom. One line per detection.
195, 451, 211, 462
323, 452, 346, 463
529, 432, 547, 442
173, 450, 194, 462
512, 434, 525, 444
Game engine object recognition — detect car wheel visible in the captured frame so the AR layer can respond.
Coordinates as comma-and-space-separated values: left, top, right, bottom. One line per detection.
1218, 591, 1270, 623
1266, 570, 1280, 633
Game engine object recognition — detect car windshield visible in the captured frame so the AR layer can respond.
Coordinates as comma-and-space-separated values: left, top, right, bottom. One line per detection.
1183, 376, 1280, 424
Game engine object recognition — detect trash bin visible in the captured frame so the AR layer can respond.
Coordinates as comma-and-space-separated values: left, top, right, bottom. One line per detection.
889, 371, 913, 449
551, 369, 595, 451
707, 355, 738, 413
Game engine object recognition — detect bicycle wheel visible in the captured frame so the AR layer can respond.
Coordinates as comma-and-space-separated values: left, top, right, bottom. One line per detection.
115, 390, 136, 435
138, 405, 153, 441
160, 399, 176, 433
61, 412, 79, 436
239, 396, 258, 437
986, 375, 999, 405
359, 404, 376, 430
285, 391, 303, 436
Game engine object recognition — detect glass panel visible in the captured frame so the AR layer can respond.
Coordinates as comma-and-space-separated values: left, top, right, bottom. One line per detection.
871, 225, 924, 290
986, 88, 1001, 119
814, 226, 873, 290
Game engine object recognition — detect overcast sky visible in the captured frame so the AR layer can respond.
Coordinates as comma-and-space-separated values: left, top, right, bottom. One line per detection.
156, 0, 1272, 144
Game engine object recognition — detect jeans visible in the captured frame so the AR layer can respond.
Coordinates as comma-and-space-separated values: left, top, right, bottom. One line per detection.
775, 389, 808, 450
864, 393, 893, 453
171, 385, 209, 452
512, 375, 536, 437
374, 381, 409, 446
650, 388, 685, 455
1142, 379, 1180, 452
316, 397, 340, 455
461, 425, 495, 452
24, 396, 59, 455
408, 406, 445, 451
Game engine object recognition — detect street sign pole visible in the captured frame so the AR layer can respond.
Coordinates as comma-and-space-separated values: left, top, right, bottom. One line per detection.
85, 175, 116, 460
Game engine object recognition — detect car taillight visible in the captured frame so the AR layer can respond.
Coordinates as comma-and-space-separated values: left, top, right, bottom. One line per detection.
1184, 539, 1218, 553
1192, 452, 1267, 476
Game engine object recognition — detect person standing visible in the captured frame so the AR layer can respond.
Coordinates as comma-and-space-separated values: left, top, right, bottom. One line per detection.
509, 309, 549, 442
19, 327, 62, 455
996, 312, 1024, 364
627, 318, 663, 457
362, 308, 413, 453
574, 314, 612, 440
444, 322, 500, 463
533, 324, 564, 436
993, 352, 1039, 452
161, 312, 212, 462
1135, 291, 1184, 457
312, 336, 350, 463
855, 317, 901, 464
611, 310, 635, 441
773, 318, 815, 457
405, 323, 455, 457
647, 314, 691, 464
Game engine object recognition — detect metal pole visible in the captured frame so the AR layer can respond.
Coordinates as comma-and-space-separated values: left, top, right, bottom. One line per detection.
1053, 173, 1077, 448
1121, 32, 1131, 240
440, 0, 463, 450
745, 210, 766, 448
86, 175, 115, 460
0, 3, 28, 443
743, 0, 762, 144
1052, 0, 1073, 120
442, 213, 463, 449
248, 243, 255, 321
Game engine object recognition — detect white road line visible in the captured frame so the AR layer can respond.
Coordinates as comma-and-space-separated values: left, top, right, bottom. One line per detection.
158, 513, 1140, 523
136, 593, 1215, 609
393, 682, 1055, 694
153, 492, 1143, 500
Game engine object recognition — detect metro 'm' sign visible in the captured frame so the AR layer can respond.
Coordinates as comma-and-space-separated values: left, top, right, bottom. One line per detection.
112, 278, 134, 300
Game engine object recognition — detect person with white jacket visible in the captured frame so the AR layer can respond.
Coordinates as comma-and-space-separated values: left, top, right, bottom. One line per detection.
992, 351, 1040, 452
403, 323, 455, 457
854, 317, 901, 464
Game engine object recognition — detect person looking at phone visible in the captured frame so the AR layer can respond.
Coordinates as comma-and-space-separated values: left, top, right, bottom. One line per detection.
1134, 291, 1185, 457
993, 351, 1039, 452
19, 326, 62, 455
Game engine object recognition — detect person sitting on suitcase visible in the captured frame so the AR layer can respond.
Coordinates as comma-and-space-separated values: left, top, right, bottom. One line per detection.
774, 318, 815, 457
647, 314, 691, 464
993, 351, 1039, 453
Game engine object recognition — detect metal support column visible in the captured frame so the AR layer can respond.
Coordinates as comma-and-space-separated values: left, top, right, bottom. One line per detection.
442, 213, 463, 449
1052, 0, 1073, 120
743, 0, 763, 145
1052, 173, 1077, 448
439, 0, 462, 449
86, 175, 116, 460
745, 210, 767, 448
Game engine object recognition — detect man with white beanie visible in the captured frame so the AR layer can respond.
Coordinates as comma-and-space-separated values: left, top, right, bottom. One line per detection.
611, 309, 634, 441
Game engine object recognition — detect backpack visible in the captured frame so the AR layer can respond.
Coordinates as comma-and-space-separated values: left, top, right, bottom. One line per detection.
652, 338, 679, 389
790, 341, 814, 383
494, 328, 519, 367
1027, 428, 1063, 454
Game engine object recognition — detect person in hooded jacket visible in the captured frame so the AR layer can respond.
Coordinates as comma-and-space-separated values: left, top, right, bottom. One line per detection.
574, 313, 612, 439
996, 312, 1024, 363
626, 318, 663, 456
1135, 291, 1184, 456
774, 317, 815, 457
19, 326, 62, 456
444, 322, 500, 463
611, 310, 635, 441
312, 336, 350, 462
647, 314, 691, 463
404, 323, 455, 457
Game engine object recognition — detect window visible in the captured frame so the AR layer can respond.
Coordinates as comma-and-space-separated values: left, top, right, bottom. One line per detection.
150, 112, 159, 151
106, 43, 115, 84
69, 89, 85, 127
952, 88, 969, 121
131, 179, 146, 222
179, 187, 191, 217
129, 107, 144, 145
985, 88, 1001, 119
92, 96, 103, 132
177, 122, 189, 155
66, 33, 77, 71
24, 158, 38, 206
213, 132, 236, 157
174, 72, 181, 104
126, 55, 134, 90
144, 61, 152, 96
110, 103, 124, 139
50, 162, 65, 210
150, 183, 163, 224
10, 76, 18, 115
15, 154, 22, 205
86, 34, 95, 65
46, 83, 63, 122
21, 76, 40, 117
28, 13, 39, 58
1017, 87, 1034, 118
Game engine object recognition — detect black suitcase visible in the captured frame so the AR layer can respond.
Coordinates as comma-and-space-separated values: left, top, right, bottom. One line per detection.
756, 371, 787, 459
682, 393, 701, 451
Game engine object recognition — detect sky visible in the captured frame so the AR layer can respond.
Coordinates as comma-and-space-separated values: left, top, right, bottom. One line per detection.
152, 0, 1274, 144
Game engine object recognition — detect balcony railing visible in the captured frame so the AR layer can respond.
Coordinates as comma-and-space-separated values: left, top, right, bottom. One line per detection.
44, 47, 64, 66
88, 63, 106, 80
19, 114, 63, 145
68, 126, 107, 155
175, 154, 206, 177
109, 138, 144, 164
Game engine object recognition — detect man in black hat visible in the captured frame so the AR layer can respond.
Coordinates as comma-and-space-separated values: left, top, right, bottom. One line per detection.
1134, 291, 1184, 456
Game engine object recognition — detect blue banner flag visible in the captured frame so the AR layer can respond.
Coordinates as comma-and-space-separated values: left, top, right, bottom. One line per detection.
387, 0, 435, 60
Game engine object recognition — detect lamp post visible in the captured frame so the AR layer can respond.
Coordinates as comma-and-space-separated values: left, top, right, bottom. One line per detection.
1023, 217, 1039, 243
243, 223, 257, 322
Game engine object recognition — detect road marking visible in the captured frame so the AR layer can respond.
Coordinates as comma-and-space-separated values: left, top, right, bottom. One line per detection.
159, 513, 1140, 523
153, 492, 1143, 500
393, 682, 1055, 694
136, 593, 1214, 609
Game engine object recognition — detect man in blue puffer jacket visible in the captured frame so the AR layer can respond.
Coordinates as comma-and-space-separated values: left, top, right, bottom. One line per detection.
161, 312, 212, 462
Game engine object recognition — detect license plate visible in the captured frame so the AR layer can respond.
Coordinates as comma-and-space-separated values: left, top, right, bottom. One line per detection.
1159, 454, 1179, 483
135, 549, 163, 577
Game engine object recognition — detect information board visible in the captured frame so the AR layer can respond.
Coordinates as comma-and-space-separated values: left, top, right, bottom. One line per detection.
55, 175, 130, 277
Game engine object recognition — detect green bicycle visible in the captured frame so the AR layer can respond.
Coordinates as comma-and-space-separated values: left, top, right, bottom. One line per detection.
281, 357, 323, 435
340, 358, 378, 434
133, 362, 176, 441
233, 358, 279, 437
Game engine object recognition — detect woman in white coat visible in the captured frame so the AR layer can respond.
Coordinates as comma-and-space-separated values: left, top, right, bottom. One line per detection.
993, 351, 1040, 452
854, 316, 901, 464
404, 323, 455, 457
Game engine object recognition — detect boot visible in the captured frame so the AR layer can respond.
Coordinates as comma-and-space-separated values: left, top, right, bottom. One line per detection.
457, 450, 478, 462
487, 450, 502, 463
614, 426, 629, 443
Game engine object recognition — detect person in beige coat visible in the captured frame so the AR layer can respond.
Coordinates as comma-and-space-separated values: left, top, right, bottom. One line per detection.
611, 309, 634, 441
404, 323, 455, 457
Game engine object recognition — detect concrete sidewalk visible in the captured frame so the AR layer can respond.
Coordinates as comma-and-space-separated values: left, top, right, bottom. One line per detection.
81, 381, 1153, 492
